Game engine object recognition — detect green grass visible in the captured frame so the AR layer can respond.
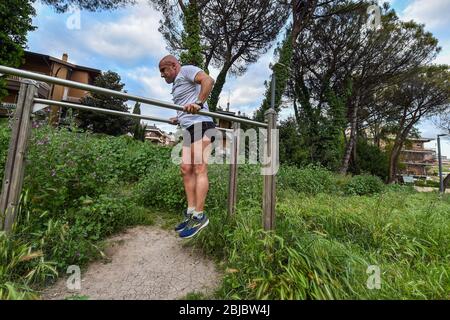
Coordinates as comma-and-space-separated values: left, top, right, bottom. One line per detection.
191, 188, 450, 299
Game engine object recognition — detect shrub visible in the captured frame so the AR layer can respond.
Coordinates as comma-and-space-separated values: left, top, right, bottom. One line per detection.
277, 164, 336, 195
414, 180, 440, 188
24, 126, 171, 215
67, 194, 153, 242
135, 164, 186, 210
135, 162, 262, 214
354, 138, 389, 180
343, 174, 385, 196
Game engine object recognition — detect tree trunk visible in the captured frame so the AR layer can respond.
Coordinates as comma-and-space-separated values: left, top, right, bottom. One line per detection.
352, 132, 359, 174
291, 0, 317, 50
388, 119, 417, 183
388, 140, 403, 184
208, 64, 230, 111
339, 103, 358, 175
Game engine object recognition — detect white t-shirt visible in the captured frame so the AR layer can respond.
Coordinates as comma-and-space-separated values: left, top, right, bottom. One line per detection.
171, 65, 214, 129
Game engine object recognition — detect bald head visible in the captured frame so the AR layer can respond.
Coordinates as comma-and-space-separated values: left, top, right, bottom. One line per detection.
159, 55, 180, 66
159, 55, 181, 84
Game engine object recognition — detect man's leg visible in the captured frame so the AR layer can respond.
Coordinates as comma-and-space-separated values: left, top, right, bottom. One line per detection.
174, 144, 196, 233
181, 145, 196, 209
192, 137, 213, 212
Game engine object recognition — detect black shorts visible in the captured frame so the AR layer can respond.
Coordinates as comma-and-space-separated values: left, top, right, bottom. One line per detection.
182, 121, 216, 147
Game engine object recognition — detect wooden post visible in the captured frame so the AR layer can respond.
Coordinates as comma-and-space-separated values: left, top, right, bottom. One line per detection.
228, 122, 240, 216
262, 108, 277, 231
0, 81, 37, 233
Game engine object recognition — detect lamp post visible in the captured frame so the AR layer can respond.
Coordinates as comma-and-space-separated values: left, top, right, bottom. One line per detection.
437, 134, 448, 194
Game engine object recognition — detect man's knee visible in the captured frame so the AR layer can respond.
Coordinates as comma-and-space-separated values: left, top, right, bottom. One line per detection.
181, 163, 194, 176
194, 163, 208, 175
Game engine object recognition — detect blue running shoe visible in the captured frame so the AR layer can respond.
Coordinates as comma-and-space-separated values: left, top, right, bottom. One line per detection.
175, 209, 192, 232
179, 213, 209, 239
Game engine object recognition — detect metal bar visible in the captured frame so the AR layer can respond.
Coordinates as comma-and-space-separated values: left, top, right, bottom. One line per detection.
0, 65, 267, 128
0, 81, 37, 232
33, 98, 173, 125
216, 127, 233, 132
263, 73, 277, 231
228, 122, 240, 217
438, 135, 444, 194
262, 109, 277, 231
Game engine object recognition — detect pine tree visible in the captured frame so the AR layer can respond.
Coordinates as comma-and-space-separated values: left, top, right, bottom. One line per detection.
77, 71, 132, 136
132, 102, 146, 141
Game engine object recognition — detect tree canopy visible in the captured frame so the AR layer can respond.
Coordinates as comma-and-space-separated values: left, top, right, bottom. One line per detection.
77, 71, 132, 136
0, 0, 36, 100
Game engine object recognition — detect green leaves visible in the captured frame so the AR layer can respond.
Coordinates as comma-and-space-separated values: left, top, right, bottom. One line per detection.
343, 175, 385, 196
0, 0, 36, 100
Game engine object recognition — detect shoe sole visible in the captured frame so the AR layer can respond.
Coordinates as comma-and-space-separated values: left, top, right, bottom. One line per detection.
180, 219, 209, 239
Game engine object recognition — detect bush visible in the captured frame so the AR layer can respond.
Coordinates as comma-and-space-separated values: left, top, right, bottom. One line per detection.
277, 165, 336, 195
24, 126, 171, 215
135, 164, 186, 210
354, 138, 389, 180
68, 194, 153, 242
414, 180, 440, 188
134, 159, 265, 214
343, 174, 385, 196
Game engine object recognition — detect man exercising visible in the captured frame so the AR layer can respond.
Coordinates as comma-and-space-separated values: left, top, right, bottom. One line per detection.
159, 55, 216, 239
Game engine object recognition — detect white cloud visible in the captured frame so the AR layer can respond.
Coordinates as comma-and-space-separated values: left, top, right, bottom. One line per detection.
28, 1, 169, 68
124, 66, 177, 127
126, 66, 172, 102
401, 0, 450, 31
82, 2, 168, 62
217, 50, 275, 114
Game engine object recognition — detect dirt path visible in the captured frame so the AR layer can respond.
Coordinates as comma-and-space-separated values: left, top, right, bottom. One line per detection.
41, 226, 222, 300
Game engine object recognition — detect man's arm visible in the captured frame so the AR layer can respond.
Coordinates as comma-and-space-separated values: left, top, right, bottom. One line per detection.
194, 71, 215, 104
184, 71, 215, 114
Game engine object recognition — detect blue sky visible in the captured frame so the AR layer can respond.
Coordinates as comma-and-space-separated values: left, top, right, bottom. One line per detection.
27, 0, 450, 156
